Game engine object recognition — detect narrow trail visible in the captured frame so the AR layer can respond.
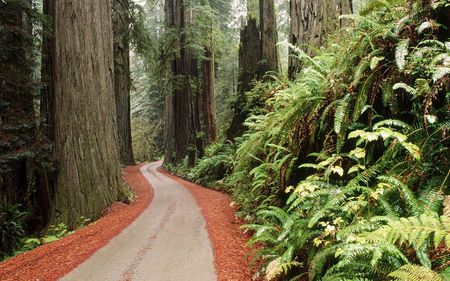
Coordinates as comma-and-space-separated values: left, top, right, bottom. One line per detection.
62, 162, 217, 281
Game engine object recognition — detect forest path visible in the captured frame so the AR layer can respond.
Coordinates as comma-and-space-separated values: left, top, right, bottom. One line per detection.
61, 162, 216, 281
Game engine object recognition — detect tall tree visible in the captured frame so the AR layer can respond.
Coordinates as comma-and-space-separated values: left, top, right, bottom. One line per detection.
39, 0, 56, 225
201, 46, 217, 144
289, 0, 353, 79
164, 0, 197, 165
42, 0, 125, 227
226, 0, 279, 140
226, 18, 262, 140
199, 3, 217, 145
113, 0, 135, 165
260, 0, 279, 73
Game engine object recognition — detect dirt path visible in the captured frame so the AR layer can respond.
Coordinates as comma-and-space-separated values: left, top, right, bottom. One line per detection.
62, 162, 216, 281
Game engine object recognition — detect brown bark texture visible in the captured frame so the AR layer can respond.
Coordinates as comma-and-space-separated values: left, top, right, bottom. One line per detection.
38, 0, 57, 225
226, 18, 262, 140
289, 0, 353, 79
201, 47, 217, 145
47, 0, 124, 227
164, 0, 197, 165
260, 0, 279, 74
227, 0, 279, 140
113, 0, 135, 165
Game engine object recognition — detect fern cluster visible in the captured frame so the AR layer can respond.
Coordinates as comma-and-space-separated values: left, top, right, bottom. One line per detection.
185, 0, 449, 279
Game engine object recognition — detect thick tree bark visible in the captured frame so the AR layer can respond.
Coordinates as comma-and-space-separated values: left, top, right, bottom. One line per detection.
226, 18, 262, 140
227, 0, 279, 140
201, 47, 217, 145
39, 0, 56, 225
260, 0, 279, 74
193, 58, 205, 160
46, 0, 124, 227
164, 0, 197, 165
113, 0, 134, 165
289, 0, 353, 79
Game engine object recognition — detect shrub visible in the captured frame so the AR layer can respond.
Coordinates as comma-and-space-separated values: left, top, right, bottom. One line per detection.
0, 204, 27, 258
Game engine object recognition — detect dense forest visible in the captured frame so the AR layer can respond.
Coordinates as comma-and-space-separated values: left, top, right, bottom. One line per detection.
1, 0, 449, 280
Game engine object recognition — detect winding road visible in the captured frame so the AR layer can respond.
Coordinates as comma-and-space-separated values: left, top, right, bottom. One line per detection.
62, 162, 217, 281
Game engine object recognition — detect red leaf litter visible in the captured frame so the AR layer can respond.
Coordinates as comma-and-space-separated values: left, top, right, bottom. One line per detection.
0, 164, 154, 281
0, 164, 255, 281
158, 167, 255, 281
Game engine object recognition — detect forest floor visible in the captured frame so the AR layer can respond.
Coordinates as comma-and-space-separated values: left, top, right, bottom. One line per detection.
0, 163, 253, 281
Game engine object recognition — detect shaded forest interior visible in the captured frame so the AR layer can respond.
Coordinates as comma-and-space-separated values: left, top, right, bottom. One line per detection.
1, 0, 450, 280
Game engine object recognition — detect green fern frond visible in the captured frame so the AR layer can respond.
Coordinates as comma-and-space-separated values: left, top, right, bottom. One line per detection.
335, 94, 352, 135
373, 119, 410, 130
359, 212, 450, 250
389, 264, 444, 281
377, 176, 423, 216
395, 39, 410, 71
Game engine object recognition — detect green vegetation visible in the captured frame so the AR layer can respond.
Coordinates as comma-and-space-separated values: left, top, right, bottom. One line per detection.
1, 216, 76, 261
184, 0, 450, 279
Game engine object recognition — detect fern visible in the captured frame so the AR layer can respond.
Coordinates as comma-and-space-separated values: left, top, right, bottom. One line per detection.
396, 39, 410, 71
358, 212, 450, 250
389, 264, 444, 281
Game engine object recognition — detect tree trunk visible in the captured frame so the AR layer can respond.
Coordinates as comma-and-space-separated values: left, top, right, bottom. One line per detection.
260, 0, 279, 74
164, 0, 197, 165
39, 0, 56, 225
47, 0, 124, 227
193, 58, 205, 160
113, 0, 134, 165
201, 47, 217, 145
164, 0, 176, 163
289, 0, 353, 79
226, 18, 262, 140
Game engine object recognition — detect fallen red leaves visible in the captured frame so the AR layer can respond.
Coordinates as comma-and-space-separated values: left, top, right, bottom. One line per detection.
0, 165, 154, 281
159, 167, 255, 281
0, 164, 255, 281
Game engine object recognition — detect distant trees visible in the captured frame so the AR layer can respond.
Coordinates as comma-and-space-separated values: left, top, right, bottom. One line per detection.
0, 0, 42, 213
163, 0, 219, 166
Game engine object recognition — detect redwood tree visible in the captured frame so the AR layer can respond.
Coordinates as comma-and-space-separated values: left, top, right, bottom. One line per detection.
260, 0, 279, 74
42, 0, 125, 227
289, 0, 353, 79
227, 0, 279, 140
113, 0, 135, 165
164, 0, 197, 165
201, 47, 217, 145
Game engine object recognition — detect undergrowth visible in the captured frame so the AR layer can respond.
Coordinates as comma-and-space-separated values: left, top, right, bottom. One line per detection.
182, 0, 450, 280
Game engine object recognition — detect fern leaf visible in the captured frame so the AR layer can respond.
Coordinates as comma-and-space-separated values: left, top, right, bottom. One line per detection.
417, 21, 435, 34
389, 264, 443, 281
415, 79, 431, 96
393, 83, 416, 95
373, 119, 410, 130
433, 67, 450, 82
359, 213, 450, 250
353, 60, 370, 86
334, 94, 351, 135
396, 39, 410, 71
370, 56, 385, 70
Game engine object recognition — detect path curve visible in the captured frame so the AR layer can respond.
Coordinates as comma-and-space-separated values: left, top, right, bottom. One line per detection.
62, 162, 216, 281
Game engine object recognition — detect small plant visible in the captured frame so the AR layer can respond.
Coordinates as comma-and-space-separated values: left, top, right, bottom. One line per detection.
0, 204, 27, 258
42, 223, 72, 244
